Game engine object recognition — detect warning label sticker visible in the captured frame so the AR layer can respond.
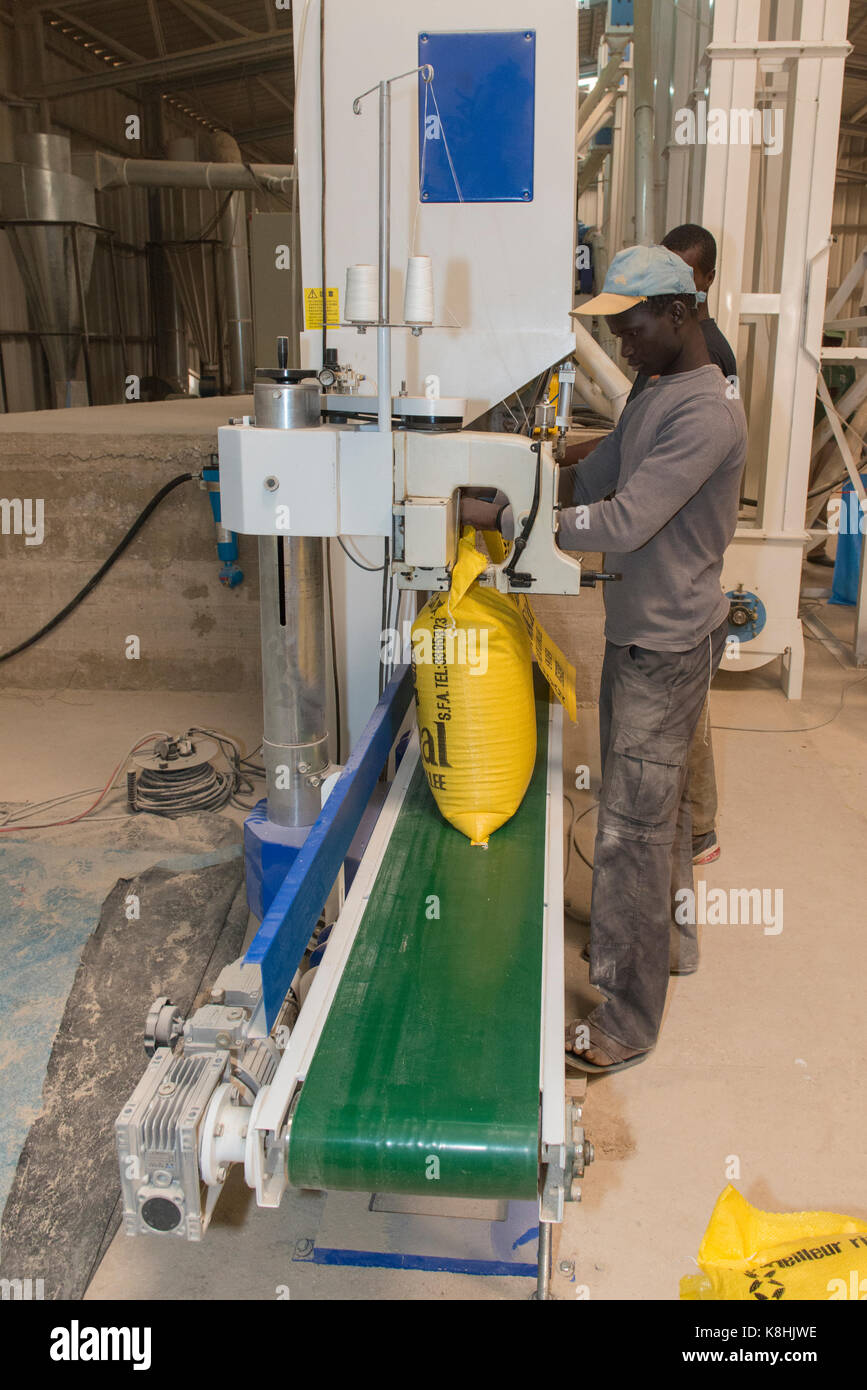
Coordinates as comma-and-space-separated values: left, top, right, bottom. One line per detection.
514, 595, 578, 724
304, 287, 340, 330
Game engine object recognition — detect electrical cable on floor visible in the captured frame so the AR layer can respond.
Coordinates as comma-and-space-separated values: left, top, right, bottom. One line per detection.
1, 726, 266, 831
186, 726, 260, 811
562, 665, 866, 864
239, 742, 264, 774
569, 800, 599, 872
129, 762, 233, 815
0, 473, 197, 664
0, 786, 103, 825
562, 791, 575, 879
711, 670, 867, 734
0, 732, 171, 832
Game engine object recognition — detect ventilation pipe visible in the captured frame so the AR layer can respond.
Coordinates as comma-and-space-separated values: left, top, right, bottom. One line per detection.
210, 132, 253, 394
633, 0, 656, 245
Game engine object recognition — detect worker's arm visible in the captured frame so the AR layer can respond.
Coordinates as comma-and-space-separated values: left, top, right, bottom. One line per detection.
559, 425, 622, 508
464, 486, 511, 533
558, 404, 738, 553
561, 433, 608, 465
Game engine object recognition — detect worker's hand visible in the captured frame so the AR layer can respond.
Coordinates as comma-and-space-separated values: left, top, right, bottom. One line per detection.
460, 496, 501, 529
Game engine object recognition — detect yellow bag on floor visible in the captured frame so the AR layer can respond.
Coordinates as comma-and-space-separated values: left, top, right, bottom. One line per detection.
411, 528, 536, 845
681, 1185, 867, 1301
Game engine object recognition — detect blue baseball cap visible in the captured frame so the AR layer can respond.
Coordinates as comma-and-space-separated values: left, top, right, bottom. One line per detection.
571, 244, 700, 317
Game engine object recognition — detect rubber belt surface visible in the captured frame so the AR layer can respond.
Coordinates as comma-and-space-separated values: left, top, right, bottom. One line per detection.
287, 691, 550, 1200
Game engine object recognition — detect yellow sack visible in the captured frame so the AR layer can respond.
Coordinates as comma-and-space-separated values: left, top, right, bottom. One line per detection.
681, 1185, 867, 1301
411, 528, 536, 845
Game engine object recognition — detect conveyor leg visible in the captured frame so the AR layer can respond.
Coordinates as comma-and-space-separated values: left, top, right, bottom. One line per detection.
536, 1220, 553, 1300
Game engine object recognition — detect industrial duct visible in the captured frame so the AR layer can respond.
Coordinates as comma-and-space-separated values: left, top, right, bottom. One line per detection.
211, 131, 254, 395
80, 141, 294, 395
0, 133, 99, 407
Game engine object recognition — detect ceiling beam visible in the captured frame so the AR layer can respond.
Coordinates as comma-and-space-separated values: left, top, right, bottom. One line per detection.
29, 30, 293, 98
233, 121, 293, 143
154, 57, 291, 93
146, 0, 169, 59
849, 6, 867, 44
46, 7, 144, 65
168, 0, 293, 115
172, 0, 251, 40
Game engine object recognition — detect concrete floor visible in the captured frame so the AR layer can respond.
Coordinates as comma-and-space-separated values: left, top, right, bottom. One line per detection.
1, 567, 866, 1300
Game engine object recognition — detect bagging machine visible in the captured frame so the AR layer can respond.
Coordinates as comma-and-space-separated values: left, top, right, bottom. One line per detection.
116, 0, 599, 1299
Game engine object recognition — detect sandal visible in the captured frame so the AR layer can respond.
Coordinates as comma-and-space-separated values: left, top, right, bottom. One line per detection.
564, 1019, 652, 1075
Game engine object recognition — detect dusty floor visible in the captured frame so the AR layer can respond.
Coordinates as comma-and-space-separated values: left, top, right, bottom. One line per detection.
1, 569, 865, 1300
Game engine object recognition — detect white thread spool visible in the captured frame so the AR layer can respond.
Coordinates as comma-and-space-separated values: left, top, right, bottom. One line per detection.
345, 264, 378, 323
403, 255, 434, 325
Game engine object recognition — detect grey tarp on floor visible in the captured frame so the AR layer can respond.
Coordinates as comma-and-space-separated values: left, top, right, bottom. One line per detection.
0, 839, 247, 1299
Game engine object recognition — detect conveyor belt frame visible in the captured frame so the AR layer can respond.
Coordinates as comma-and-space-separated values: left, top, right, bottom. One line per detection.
251, 695, 565, 1219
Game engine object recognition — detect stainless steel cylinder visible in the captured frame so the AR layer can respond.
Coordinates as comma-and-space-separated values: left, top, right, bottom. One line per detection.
255, 375, 328, 828
258, 535, 329, 827
222, 190, 254, 394
254, 381, 321, 430
14, 132, 72, 173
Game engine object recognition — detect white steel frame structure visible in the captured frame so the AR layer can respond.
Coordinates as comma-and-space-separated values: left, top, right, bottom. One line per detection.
702, 0, 850, 698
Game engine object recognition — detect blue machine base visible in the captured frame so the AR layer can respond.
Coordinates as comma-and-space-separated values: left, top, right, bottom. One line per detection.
245, 668, 414, 1028
244, 780, 396, 925
244, 801, 306, 922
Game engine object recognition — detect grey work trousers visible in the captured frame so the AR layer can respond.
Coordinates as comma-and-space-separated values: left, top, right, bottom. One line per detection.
687, 697, 718, 838
588, 620, 727, 1051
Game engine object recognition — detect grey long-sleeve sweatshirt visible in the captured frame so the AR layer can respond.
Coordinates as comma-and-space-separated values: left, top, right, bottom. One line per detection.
558, 363, 746, 651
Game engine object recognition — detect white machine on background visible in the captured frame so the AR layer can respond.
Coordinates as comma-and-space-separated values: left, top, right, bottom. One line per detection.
116, 0, 591, 1302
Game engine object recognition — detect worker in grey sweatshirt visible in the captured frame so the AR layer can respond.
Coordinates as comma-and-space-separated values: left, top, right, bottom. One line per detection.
463, 244, 745, 1072
556, 244, 746, 1072
629, 224, 737, 871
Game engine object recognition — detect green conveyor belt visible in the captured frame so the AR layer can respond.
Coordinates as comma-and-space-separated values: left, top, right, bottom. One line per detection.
287, 690, 550, 1200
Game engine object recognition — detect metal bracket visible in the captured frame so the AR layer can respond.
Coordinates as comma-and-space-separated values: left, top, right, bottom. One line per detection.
565, 1098, 594, 1204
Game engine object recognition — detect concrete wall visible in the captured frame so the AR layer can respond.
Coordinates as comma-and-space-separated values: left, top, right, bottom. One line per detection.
0, 397, 263, 692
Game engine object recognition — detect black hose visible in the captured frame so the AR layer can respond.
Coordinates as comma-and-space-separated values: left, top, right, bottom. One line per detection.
130, 762, 233, 816
503, 442, 542, 580
0, 473, 196, 664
